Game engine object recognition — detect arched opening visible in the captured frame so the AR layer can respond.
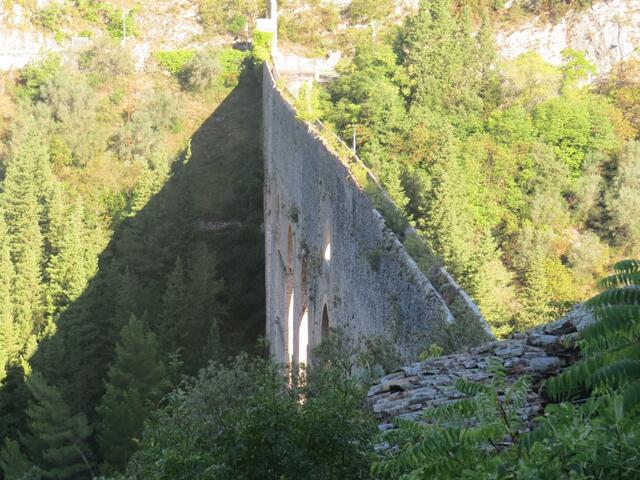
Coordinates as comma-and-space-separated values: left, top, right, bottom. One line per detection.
276, 192, 282, 217
300, 254, 307, 286
321, 304, 330, 339
323, 223, 331, 262
275, 318, 285, 364
287, 224, 294, 274
299, 309, 309, 365
287, 291, 295, 364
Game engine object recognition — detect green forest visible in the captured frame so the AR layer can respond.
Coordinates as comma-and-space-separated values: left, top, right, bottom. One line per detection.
311, 0, 640, 337
0, 0, 639, 478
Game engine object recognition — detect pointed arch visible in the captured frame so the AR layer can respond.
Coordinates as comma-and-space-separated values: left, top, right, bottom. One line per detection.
321, 304, 330, 339
299, 308, 309, 365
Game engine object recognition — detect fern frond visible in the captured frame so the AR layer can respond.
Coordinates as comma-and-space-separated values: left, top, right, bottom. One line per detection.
598, 272, 640, 289
455, 378, 491, 397
582, 305, 640, 353
519, 421, 551, 452
591, 359, 640, 391
612, 259, 640, 276
421, 397, 478, 421
505, 375, 532, 407
544, 356, 604, 400
458, 423, 502, 444
588, 286, 640, 308
606, 342, 640, 363
622, 379, 640, 415
487, 356, 506, 388
545, 342, 640, 399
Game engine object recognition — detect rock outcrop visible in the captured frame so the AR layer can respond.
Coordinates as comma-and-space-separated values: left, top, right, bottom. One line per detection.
496, 0, 640, 75
368, 307, 594, 430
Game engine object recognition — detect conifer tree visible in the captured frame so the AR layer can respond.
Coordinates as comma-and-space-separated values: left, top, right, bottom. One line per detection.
44, 199, 89, 321
22, 372, 94, 480
403, 0, 460, 111
0, 439, 34, 480
13, 240, 43, 357
519, 248, 553, 329
0, 210, 16, 380
158, 256, 189, 354
1, 127, 50, 358
97, 314, 169, 471
183, 243, 224, 371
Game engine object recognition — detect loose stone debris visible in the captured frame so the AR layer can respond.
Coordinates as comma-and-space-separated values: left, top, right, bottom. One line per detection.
368, 306, 594, 431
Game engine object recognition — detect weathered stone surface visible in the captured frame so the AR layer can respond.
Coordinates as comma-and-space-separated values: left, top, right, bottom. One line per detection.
368, 307, 594, 428
262, 63, 491, 364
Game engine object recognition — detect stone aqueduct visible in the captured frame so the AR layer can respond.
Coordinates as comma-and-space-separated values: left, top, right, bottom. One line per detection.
261, 2, 490, 365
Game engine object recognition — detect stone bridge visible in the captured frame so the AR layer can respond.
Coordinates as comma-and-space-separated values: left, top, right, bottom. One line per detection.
262, 58, 492, 366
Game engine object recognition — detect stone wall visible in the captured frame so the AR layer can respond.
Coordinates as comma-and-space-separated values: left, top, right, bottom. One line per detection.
368, 306, 594, 433
263, 63, 480, 364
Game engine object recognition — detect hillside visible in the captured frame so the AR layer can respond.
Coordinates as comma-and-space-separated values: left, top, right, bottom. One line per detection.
281, 0, 640, 337
0, 1, 639, 479
0, 2, 266, 476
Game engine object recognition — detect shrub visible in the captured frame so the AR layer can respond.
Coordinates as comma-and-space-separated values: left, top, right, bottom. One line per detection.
294, 82, 324, 122
32, 2, 68, 32
607, 141, 640, 250
153, 49, 196, 76
180, 48, 220, 92
126, 354, 375, 479
250, 30, 273, 64
17, 55, 62, 102
217, 48, 248, 86
101, 3, 138, 40
38, 68, 104, 165
228, 13, 247, 36
195, 0, 263, 36
79, 36, 134, 79
111, 89, 184, 162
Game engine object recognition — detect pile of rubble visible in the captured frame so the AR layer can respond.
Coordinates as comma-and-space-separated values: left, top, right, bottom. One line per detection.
368, 307, 594, 430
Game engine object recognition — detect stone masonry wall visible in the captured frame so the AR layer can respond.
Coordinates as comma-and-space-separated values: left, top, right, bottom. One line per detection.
263, 63, 465, 365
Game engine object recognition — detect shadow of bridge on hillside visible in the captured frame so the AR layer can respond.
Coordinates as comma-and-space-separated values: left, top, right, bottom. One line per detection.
0, 68, 265, 440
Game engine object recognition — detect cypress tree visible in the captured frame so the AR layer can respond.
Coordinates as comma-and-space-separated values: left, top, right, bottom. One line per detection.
22, 372, 94, 480
97, 314, 169, 471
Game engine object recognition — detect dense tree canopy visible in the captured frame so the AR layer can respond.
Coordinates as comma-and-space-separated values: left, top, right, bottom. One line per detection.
320, 0, 638, 335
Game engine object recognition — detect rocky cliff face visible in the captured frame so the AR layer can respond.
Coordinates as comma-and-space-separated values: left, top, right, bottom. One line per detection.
0, 0, 203, 72
0, 3, 61, 71
496, 0, 640, 74
2, 0, 639, 73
